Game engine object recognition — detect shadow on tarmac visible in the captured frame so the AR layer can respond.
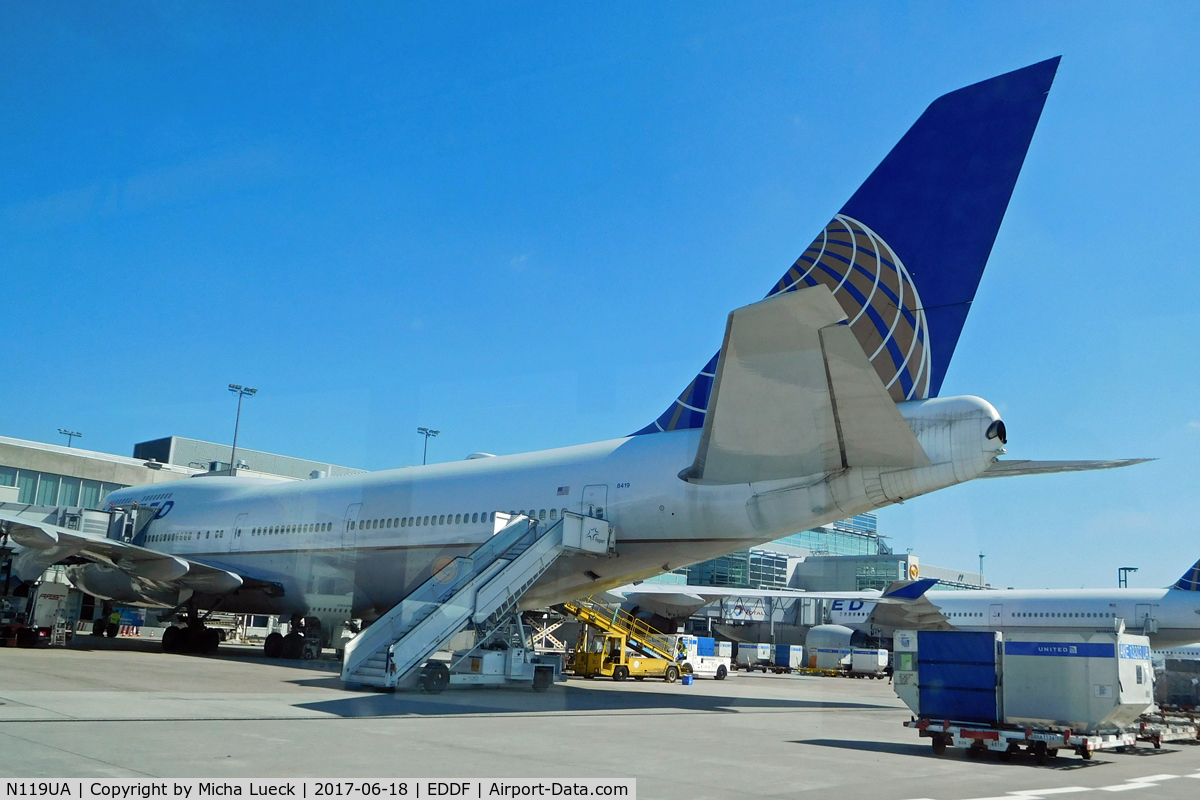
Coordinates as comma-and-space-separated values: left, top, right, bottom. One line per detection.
296, 684, 892, 718
795, 738, 1128, 770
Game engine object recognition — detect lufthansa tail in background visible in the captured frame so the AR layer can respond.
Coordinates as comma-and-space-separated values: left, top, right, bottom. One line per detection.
0, 58, 1147, 644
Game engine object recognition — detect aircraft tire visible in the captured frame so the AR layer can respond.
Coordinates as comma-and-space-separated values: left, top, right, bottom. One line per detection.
162, 626, 182, 653
202, 628, 221, 653
263, 632, 284, 658
281, 632, 304, 660
106, 623, 120, 638
421, 663, 449, 694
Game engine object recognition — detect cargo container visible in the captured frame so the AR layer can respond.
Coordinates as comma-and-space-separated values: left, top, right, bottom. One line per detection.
894, 629, 1155, 763
1155, 658, 1200, 709
734, 642, 771, 671
850, 648, 889, 677
771, 644, 804, 673
1001, 632, 1153, 732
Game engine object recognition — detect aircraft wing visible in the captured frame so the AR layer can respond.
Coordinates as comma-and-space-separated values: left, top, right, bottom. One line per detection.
682, 286, 931, 485
981, 459, 1152, 478
1, 509, 247, 597
608, 579, 939, 619
867, 593, 952, 631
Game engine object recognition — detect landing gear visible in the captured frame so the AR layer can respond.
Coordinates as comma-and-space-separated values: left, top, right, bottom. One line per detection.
264, 632, 284, 658
282, 631, 305, 660
160, 602, 220, 655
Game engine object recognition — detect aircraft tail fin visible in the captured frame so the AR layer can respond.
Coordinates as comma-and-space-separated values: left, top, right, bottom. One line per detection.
1173, 560, 1200, 592
882, 578, 940, 600
637, 57, 1060, 435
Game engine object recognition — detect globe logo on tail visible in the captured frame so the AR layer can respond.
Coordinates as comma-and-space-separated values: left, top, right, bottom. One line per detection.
772, 214, 932, 403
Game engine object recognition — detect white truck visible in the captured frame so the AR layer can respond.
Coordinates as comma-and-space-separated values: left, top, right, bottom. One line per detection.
675, 635, 731, 680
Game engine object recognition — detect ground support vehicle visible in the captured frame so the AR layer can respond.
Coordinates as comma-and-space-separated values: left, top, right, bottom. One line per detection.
675, 635, 731, 680
906, 718, 1134, 763
1130, 714, 1200, 748
572, 629, 680, 683
417, 616, 562, 693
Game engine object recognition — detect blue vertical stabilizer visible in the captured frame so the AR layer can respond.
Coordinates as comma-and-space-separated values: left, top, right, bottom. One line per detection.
638, 58, 1059, 434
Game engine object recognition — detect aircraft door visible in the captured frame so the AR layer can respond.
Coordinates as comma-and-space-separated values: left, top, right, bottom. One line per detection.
989, 604, 1003, 627
1135, 603, 1155, 632
342, 504, 361, 550
582, 485, 608, 519
231, 513, 248, 552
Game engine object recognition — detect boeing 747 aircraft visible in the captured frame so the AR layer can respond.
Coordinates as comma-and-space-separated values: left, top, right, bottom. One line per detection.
0, 57, 1146, 658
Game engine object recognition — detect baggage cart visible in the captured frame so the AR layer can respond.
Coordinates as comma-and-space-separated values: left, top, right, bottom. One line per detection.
906, 718, 1135, 763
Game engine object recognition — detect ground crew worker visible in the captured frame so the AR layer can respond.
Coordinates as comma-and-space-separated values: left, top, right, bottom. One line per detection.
107, 609, 121, 637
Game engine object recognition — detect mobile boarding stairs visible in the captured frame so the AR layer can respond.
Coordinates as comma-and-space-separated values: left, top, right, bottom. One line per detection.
340, 512, 615, 691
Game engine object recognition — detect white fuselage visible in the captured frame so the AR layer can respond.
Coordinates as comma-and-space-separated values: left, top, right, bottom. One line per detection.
830, 587, 1200, 649
99, 396, 1003, 624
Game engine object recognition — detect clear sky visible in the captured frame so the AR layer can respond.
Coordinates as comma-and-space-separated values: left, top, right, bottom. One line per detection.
3, 3, 1197, 591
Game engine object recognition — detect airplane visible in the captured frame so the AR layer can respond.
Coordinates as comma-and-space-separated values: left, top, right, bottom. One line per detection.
622, 558, 1200, 651
0, 57, 1148, 658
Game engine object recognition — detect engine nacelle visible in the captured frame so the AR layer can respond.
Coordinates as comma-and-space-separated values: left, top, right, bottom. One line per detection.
65, 564, 184, 607
805, 624, 870, 669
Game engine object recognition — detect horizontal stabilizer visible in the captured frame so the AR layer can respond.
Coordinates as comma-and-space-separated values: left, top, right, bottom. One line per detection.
683, 285, 929, 484
981, 458, 1152, 479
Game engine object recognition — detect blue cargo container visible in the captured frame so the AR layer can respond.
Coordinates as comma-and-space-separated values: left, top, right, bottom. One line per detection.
773, 644, 804, 672
913, 631, 1000, 724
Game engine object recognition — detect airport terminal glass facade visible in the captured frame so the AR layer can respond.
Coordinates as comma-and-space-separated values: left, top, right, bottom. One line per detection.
676, 514, 885, 590
771, 514, 889, 556
0, 466, 123, 509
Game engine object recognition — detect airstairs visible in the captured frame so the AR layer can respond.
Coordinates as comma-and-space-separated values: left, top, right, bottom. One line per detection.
560, 595, 676, 660
341, 511, 614, 689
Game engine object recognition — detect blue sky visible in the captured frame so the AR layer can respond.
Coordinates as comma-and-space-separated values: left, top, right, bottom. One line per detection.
3, 3, 1197, 591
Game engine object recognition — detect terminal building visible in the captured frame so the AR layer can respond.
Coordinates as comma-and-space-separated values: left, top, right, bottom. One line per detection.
650, 512, 987, 593
0, 434, 365, 507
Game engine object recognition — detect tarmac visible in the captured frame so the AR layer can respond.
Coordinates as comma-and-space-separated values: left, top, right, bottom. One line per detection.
3, 635, 1200, 799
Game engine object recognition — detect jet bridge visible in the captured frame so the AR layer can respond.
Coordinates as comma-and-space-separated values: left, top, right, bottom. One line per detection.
340, 511, 615, 690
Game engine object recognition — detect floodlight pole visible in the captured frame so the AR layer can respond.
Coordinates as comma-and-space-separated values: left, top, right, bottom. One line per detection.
417, 427, 440, 465
1118, 567, 1138, 589
58, 429, 82, 448
228, 385, 258, 473
979, 552, 985, 588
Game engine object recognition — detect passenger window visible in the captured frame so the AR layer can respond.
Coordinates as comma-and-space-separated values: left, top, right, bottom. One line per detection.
400, 518, 407, 528
549, 509, 557, 520
454, 514, 460, 524
539, 509, 546, 520
439, 515, 445, 525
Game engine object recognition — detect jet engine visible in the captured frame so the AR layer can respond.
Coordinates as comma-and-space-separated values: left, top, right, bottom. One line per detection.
65, 563, 184, 607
